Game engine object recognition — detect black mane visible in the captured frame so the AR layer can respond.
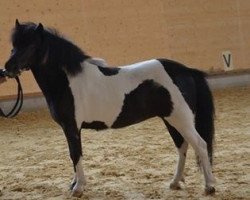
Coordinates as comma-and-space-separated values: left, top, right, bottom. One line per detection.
12, 22, 90, 75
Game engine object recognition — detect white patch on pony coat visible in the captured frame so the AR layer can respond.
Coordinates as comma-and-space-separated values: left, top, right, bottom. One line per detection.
71, 156, 85, 195
67, 59, 190, 130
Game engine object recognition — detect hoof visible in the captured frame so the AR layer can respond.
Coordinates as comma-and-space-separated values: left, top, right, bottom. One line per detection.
71, 189, 83, 198
170, 182, 181, 190
205, 186, 215, 195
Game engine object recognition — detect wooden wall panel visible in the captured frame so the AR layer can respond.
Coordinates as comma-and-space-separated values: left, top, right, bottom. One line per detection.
0, 0, 249, 98
161, 0, 250, 71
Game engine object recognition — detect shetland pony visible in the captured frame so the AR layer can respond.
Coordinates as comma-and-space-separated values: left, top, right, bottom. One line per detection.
5, 20, 215, 197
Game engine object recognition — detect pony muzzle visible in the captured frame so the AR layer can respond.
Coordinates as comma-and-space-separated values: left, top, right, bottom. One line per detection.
3, 69, 20, 78
3, 67, 30, 78
0, 69, 8, 78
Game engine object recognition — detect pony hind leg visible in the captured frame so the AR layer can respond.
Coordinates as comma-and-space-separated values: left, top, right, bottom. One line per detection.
162, 119, 188, 190
164, 112, 215, 195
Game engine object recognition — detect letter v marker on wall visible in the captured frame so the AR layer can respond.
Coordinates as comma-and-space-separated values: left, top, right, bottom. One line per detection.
222, 51, 234, 71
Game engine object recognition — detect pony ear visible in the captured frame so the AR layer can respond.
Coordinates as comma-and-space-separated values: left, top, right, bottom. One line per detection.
15, 19, 20, 28
35, 23, 44, 33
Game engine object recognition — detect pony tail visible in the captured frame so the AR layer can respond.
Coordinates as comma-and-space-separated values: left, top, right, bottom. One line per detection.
192, 70, 215, 165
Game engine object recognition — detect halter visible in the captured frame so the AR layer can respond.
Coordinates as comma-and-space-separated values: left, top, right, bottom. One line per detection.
0, 69, 23, 118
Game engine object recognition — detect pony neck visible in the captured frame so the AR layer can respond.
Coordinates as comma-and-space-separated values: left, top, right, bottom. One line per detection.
39, 30, 90, 76
29, 32, 91, 101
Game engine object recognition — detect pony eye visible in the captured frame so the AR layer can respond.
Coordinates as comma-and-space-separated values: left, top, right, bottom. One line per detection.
11, 48, 16, 55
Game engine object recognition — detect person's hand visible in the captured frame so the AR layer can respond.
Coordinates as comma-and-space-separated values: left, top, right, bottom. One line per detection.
0, 77, 6, 84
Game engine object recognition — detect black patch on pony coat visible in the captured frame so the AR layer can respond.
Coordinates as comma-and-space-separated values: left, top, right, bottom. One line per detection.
112, 80, 173, 128
156, 58, 197, 149
97, 65, 120, 76
82, 121, 108, 130
157, 58, 197, 112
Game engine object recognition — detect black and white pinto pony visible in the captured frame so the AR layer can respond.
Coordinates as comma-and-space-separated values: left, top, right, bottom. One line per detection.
5, 20, 216, 197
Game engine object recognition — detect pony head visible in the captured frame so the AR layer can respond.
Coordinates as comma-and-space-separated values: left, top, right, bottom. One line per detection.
5, 19, 44, 77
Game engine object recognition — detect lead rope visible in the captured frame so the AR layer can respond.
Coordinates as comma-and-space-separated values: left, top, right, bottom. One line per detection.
0, 70, 23, 118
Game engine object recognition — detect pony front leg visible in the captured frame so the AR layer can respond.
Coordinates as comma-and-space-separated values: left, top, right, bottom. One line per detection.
63, 125, 85, 197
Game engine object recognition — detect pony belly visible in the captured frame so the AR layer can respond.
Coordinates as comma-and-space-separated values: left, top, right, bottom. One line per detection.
73, 99, 123, 130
